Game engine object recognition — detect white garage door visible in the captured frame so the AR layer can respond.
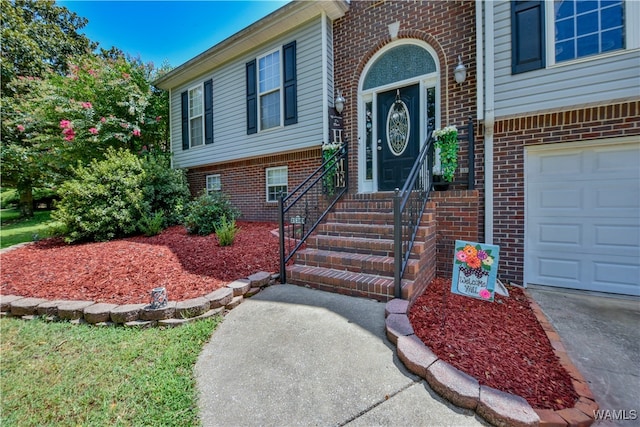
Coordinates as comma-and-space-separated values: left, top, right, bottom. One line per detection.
525, 140, 640, 296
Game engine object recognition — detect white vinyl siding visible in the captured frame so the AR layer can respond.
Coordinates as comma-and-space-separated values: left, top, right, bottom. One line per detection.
492, 1, 640, 118
169, 18, 325, 169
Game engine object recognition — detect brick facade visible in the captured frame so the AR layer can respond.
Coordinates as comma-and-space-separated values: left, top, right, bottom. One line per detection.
332, 0, 478, 191
429, 190, 480, 278
186, 147, 322, 222
488, 100, 640, 285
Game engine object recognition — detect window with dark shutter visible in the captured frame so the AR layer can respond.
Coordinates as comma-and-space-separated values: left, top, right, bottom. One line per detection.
204, 79, 214, 144
511, 1, 545, 74
246, 59, 257, 135
181, 91, 189, 150
282, 41, 297, 126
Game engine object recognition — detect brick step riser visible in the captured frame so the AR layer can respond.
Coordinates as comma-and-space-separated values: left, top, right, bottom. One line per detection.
344, 192, 397, 201
333, 203, 394, 213
286, 266, 395, 301
316, 225, 430, 241
326, 213, 394, 225
307, 236, 426, 260
325, 214, 435, 226
294, 250, 419, 281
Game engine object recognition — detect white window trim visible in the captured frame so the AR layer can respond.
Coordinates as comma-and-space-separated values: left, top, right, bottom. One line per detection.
188, 83, 205, 148
206, 174, 221, 193
544, 0, 639, 68
256, 47, 284, 132
357, 39, 441, 194
266, 166, 288, 203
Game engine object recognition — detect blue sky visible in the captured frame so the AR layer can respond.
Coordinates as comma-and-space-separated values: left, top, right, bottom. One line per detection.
59, 1, 291, 69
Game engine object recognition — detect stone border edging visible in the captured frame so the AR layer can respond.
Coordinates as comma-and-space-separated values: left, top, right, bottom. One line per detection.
384, 293, 598, 427
0, 271, 276, 328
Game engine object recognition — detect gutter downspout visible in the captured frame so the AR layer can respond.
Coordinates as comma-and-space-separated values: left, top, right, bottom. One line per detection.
480, 0, 495, 244
321, 11, 330, 145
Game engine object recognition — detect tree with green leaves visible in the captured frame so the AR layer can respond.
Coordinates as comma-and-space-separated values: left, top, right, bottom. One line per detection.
1, 1, 171, 217
2, 53, 169, 217
0, 0, 95, 96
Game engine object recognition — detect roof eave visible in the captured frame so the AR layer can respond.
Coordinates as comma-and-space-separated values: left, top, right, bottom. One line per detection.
154, 0, 349, 90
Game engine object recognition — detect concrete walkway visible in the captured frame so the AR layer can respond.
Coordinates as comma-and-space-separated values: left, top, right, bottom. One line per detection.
528, 286, 640, 427
195, 284, 487, 427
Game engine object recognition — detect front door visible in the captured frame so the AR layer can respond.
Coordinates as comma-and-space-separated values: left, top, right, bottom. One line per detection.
377, 84, 420, 191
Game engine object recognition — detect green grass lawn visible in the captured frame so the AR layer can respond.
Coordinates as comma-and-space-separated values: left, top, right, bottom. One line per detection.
0, 209, 58, 249
0, 316, 220, 427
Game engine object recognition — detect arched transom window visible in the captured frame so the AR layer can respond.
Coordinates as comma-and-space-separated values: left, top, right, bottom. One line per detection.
363, 44, 437, 90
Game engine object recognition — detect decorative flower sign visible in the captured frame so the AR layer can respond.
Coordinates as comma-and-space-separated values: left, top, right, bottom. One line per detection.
451, 240, 500, 302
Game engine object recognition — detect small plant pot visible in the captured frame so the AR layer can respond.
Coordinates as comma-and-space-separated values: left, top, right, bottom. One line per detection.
433, 175, 450, 191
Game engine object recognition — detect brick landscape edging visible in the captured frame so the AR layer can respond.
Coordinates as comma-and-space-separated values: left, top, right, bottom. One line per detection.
385, 294, 598, 427
0, 271, 277, 328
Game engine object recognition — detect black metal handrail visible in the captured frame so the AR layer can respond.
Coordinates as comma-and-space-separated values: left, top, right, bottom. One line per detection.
278, 144, 348, 283
393, 131, 435, 298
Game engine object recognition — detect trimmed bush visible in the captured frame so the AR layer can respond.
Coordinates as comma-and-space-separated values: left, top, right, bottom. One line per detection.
139, 153, 190, 227
53, 148, 190, 243
183, 192, 240, 236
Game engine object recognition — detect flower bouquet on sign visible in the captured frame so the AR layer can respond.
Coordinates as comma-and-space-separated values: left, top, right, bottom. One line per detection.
451, 240, 500, 302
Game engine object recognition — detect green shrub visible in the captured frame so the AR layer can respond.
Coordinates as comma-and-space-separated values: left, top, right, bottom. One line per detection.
52, 148, 191, 243
138, 211, 165, 237
140, 153, 190, 227
0, 189, 19, 208
53, 148, 147, 243
215, 215, 239, 246
183, 191, 240, 236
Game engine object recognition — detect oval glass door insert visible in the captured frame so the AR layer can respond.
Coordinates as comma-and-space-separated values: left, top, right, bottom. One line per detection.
386, 100, 410, 156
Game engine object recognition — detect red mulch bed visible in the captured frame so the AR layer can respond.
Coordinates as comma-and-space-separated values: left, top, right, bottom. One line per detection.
409, 277, 579, 411
0, 222, 279, 305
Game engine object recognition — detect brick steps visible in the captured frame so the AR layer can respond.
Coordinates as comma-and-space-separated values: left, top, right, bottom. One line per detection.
287, 264, 415, 301
286, 193, 436, 302
294, 248, 420, 280
317, 222, 430, 240
308, 234, 426, 259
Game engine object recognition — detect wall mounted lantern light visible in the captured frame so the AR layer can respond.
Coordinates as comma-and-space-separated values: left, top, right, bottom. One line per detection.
454, 55, 467, 84
335, 90, 345, 114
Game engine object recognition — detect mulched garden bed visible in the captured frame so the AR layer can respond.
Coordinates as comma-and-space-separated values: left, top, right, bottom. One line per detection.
409, 277, 579, 410
3, 226, 579, 411
0, 222, 279, 305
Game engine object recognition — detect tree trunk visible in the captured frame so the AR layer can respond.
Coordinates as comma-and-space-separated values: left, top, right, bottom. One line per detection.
18, 184, 34, 218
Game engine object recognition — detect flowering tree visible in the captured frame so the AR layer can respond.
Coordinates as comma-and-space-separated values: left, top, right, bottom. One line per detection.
1, 53, 169, 216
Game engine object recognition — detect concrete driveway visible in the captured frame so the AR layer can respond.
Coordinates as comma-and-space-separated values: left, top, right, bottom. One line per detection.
527, 286, 640, 427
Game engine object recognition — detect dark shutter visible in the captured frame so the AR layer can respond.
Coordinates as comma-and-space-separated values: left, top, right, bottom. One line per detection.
283, 41, 297, 126
204, 79, 214, 145
511, 1, 545, 74
246, 59, 257, 135
181, 91, 189, 150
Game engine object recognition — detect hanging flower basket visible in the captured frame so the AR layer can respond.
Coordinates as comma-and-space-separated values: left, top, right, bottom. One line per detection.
322, 142, 342, 195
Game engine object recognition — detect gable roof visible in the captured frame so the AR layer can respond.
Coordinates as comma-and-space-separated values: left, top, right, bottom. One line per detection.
154, 0, 349, 90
